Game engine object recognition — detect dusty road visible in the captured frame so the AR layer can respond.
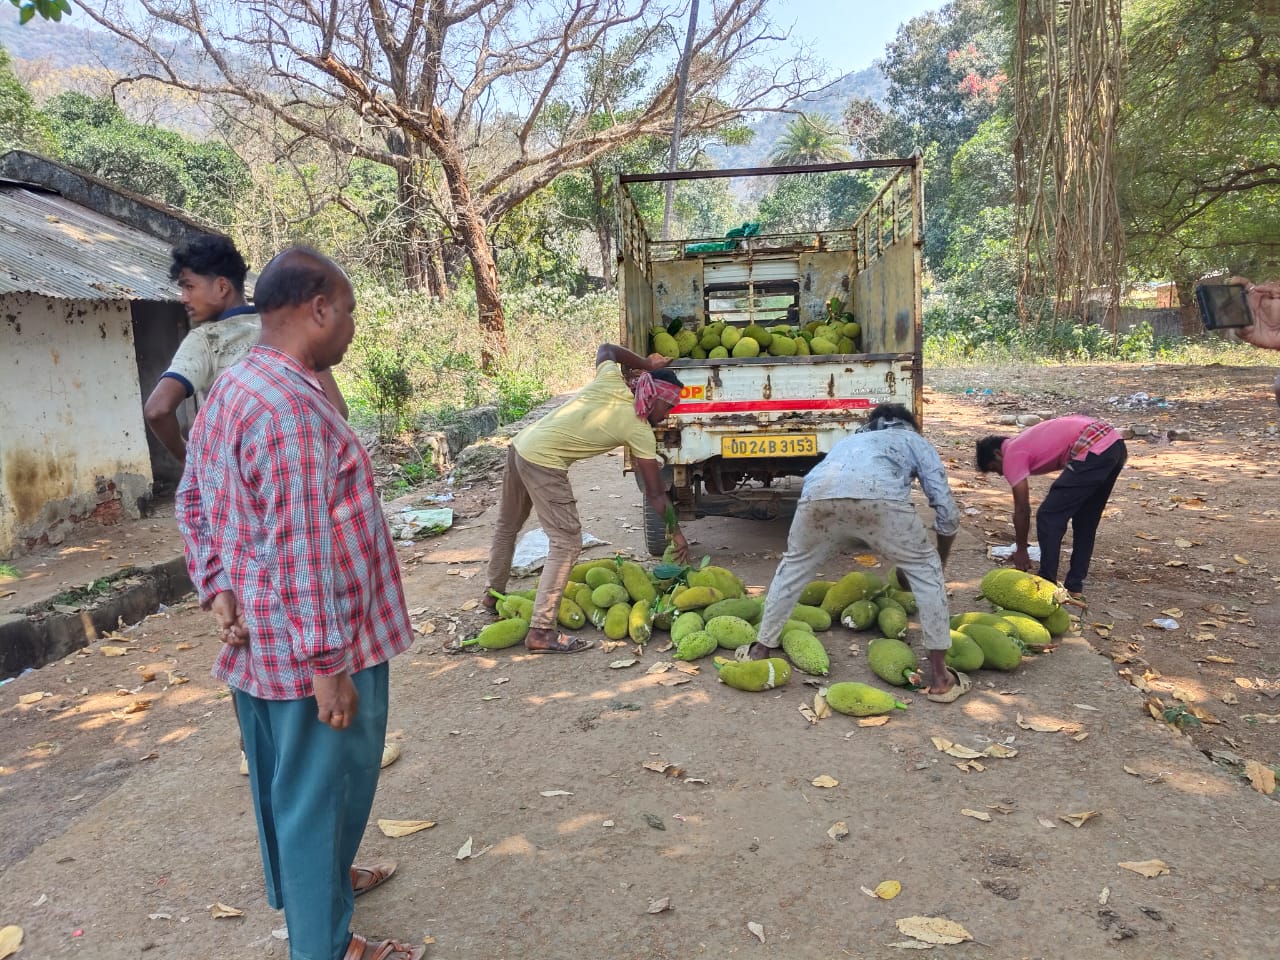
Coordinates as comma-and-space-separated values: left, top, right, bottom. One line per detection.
1, 362, 1278, 959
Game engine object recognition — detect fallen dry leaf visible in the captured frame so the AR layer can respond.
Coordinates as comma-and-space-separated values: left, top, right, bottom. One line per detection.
895, 916, 972, 945
798, 704, 819, 725
747, 921, 765, 943
1099, 886, 1110, 905
960, 809, 992, 822
1016, 713, 1066, 732
0, 926, 22, 960
646, 897, 671, 914
1037, 816, 1057, 829
377, 819, 436, 838
1118, 859, 1169, 878
642, 760, 685, 777
18, 692, 47, 705
813, 692, 831, 720
459, 599, 479, 611
875, 880, 903, 900
931, 736, 982, 759
456, 837, 474, 860
1244, 760, 1276, 795
609, 658, 639, 669
1202, 655, 1236, 664
827, 821, 849, 840
1059, 810, 1098, 828
859, 715, 891, 727
600, 641, 628, 653
983, 743, 1018, 759
672, 662, 699, 675
539, 789, 573, 797
122, 699, 153, 715
101, 645, 129, 657
656, 674, 691, 687
886, 942, 935, 951
210, 902, 244, 919
810, 774, 839, 788
645, 661, 672, 675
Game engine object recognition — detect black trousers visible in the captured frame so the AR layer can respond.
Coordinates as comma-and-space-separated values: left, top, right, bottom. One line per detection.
1036, 440, 1128, 593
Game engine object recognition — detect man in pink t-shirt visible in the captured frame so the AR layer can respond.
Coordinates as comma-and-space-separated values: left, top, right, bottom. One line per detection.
976, 415, 1127, 600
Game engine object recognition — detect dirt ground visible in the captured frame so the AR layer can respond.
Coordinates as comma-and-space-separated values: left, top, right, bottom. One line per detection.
1, 361, 1278, 959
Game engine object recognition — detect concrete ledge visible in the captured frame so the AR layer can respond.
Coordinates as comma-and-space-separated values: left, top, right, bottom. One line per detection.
0, 556, 192, 678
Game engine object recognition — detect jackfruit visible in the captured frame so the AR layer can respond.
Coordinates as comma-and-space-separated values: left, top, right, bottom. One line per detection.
690, 345, 707, 360
603, 602, 631, 640
652, 330, 679, 359
767, 335, 797, 356
591, 583, 631, 609
840, 599, 878, 630
810, 336, 837, 355
687, 565, 745, 599
789, 603, 832, 631
874, 594, 905, 614
1043, 606, 1072, 636
619, 561, 658, 604
950, 612, 1018, 636
980, 568, 1059, 618
867, 637, 918, 686
887, 589, 918, 615
784, 618, 815, 636
703, 597, 763, 624
842, 321, 861, 340
584, 566, 620, 589
877, 606, 909, 639
720, 326, 742, 350
673, 630, 717, 661
715, 656, 791, 691
742, 324, 773, 349
570, 558, 618, 582
992, 610, 1053, 651
825, 681, 907, 717
960, 623, 1023, 670
651, 595, 675, 631
944, 630, 985, 672
836, 336, 855, 354
793, 336, 810, 356
564, 581, 598, 623
462, 618, 529, 650
731, 337, 760, 358
671, 611, 705, 643
781, 629, 830, 676
821, 571, 883, 617
799, 580, 835, 606
672, 585, 724, 610
705, 615, 757, 649
628, 599, 652, 645
709, 346, 729, 359
674, 329, 698, 356
815, 323, 840, 341
558, 597, 586, 630
700, 328, 722, 351
496, 593, 533, 621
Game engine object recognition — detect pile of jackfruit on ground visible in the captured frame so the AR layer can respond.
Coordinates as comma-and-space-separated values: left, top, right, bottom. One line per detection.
468, 556, 1075, 717
650, 297, 862, 360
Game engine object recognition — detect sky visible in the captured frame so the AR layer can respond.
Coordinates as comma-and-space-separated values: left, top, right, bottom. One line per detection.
780, 0, 942, 75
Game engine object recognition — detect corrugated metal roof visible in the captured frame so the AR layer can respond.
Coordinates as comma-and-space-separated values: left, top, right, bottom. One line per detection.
0, 185, 180, 301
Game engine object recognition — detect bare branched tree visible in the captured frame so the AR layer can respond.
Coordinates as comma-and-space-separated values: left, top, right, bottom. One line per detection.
78, 0, 819, 362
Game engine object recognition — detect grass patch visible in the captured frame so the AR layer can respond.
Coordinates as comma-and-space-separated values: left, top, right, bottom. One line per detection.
0, 562, 19, 582
46, 568, 139, 609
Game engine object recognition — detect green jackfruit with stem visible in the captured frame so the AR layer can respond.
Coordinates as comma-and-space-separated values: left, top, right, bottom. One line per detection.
825, 682, 907, 717
619, 561, 658, 604
944, 630, 985, 672
463, 618, 529, 650
960, 623, 1023, 670
799, 580, 834, 606
603, 602, 631, 640
672, 630, 717, 661
980, 568, 1059, 618
591, 583, 631, 609
991, 610, 1053, 651
558, 597, 586, 630
821, 571, 883, 617
705, 615, 756, 649
1042, 606, 1072, 636
688, 566, 745, 599
703, 597, 763, 624
673, 585, 724, 610
877, 606, 908, 639
715, 656, 790, 691
628, 599, 652, 645
585, 566, 620, 589
841, 599, 878, 630
671, 611, 705, 643
867, 637, 918, 686
789, 603, 832, 631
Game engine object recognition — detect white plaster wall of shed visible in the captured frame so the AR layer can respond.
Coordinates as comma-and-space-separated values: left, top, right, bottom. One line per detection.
0, 293, 152, 557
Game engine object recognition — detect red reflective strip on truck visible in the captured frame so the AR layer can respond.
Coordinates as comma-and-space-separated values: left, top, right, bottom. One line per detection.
670, 398, 874, 414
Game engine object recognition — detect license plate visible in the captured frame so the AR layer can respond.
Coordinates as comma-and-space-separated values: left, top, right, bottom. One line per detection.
721, 433, 818, 458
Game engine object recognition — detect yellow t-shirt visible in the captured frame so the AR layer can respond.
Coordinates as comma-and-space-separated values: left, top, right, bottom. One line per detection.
514, 361, 659, 470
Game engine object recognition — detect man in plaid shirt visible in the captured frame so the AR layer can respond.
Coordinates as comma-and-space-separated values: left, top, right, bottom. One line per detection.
976, 415, 1127, 603
177, 247, 423, 960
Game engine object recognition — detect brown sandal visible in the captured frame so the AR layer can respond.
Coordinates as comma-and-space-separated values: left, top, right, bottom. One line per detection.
526, 633, 594, 654
343, 932, 426, 960
351, 859, 397, 897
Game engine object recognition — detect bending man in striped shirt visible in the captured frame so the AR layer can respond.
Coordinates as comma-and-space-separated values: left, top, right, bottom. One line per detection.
176, 248, 423, 960
977, 415, 1128, 603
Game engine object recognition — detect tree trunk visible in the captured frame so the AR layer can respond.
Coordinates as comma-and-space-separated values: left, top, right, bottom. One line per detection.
662, 0, 700, 241
591, 166, 614, 287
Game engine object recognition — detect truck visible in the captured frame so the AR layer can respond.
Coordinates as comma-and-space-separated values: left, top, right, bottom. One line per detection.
615, 157, 925, 555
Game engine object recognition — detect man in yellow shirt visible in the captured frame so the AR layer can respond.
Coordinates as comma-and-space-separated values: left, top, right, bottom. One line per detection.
485, 344, 691, 652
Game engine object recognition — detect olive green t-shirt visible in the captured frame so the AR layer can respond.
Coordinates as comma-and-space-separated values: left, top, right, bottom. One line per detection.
513, 361, 659, 470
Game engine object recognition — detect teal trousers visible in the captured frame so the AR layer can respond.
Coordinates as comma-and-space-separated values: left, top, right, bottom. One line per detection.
234, 662, 389, 960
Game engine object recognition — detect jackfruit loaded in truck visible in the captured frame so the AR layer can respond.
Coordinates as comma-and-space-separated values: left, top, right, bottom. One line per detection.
614, 158, 927, 554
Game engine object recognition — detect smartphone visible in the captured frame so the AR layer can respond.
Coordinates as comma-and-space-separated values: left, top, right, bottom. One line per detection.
1196, 283, 1255, 330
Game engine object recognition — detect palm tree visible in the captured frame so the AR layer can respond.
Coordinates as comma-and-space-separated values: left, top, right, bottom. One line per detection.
768, 114, 852, 166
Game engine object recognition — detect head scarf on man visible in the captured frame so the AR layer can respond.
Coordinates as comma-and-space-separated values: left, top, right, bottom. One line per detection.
633, 372, 683, 418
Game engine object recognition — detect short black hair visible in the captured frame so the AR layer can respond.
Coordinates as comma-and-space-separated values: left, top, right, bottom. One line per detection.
866, 402, 919, 432
253, 246, 343, 314
169, 234, 248, 294
653, 369, 684, 389
976, 435, 1007, 472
